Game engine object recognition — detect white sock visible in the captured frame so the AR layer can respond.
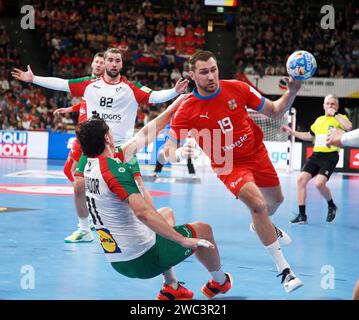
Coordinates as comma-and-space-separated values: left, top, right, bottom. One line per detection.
78, 217, 90, 231
163, 268, 178, 289
210, 267, 226, 285
265, 240, 290, 272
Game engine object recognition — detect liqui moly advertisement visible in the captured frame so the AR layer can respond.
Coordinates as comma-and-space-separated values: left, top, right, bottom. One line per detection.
0, 131, 48, 158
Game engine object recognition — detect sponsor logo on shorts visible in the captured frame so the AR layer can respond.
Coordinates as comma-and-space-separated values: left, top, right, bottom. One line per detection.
230, 177, 243, 189
184, 249, 191, 256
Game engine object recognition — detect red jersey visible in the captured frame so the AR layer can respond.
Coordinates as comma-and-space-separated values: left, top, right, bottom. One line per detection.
168, 80, 266, 172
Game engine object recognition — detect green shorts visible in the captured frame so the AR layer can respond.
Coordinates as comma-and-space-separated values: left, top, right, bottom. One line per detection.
75, 153, 141, 177
111, 224, 197, 279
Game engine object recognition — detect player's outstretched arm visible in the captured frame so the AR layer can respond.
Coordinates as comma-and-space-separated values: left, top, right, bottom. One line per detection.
280, 125, 314, 142
260, 77, 301, 119
121, 95, 187, 162
53, 106, 74, 116
128, 193, 213, 249
12, 65, 70, 92
148, 78, 189, 103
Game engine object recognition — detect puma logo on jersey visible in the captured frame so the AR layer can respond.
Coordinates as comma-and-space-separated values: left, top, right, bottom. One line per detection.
93, 85, 101, 89
200, 112, 209, 119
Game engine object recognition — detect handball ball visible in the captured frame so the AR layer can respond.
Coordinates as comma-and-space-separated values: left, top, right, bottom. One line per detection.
286, 50, 317, 80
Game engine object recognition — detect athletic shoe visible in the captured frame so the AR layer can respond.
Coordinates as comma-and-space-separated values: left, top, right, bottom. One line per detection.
249, 223, 292, 246
64, 229, 94, 243
290, 213, 308, 224
156, 282, 194, 300
201, 273, 233, 298
277, 268, 303, 293
326, 205, 337, 223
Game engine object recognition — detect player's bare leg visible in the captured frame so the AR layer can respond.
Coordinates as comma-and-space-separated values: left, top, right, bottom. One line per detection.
156, 207, 193, 299
64, 175, 93, 243
156, 209, 232, 299
291, 172, 312, 224
314, 174, 331, 200
314, 174, 337, 222
73, 176, 90, 222
259, 185, 284, 216
190, 221, 233, 298
238, 181, 303, 293
252, 185, 292, 246
297, 172, 312, 206
352, 280, 359, 300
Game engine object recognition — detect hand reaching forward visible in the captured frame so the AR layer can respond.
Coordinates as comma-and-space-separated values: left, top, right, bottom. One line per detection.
175, 78, 189, 94
11, 65, 34, 83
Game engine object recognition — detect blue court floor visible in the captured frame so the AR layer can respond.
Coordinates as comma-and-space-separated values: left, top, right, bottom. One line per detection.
0, 158, 358, 300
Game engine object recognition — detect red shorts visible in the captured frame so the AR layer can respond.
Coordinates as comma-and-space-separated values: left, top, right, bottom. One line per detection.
69, 138, 82, 162
217, 145, 279, 198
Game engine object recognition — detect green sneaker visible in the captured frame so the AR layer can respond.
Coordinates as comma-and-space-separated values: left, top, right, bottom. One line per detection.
64, 229, 94, 243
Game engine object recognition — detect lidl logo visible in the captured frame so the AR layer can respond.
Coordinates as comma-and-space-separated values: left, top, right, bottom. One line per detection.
97, 229, 121, 253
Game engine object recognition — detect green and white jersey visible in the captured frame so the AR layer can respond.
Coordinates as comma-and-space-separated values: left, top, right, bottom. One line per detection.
84, 156, 155, 262
68, 76, 152, 145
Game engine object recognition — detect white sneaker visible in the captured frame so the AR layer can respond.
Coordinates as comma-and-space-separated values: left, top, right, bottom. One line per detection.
64, 229, 94, 243
249, 223, 292, 246
277, 268, 303, 293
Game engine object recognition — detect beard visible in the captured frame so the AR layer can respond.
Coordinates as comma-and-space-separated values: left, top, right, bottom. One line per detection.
199, 82, 218, 94
106, 68, 121, 79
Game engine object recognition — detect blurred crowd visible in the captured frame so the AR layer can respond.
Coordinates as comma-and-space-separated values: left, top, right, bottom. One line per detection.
235, 0, 359, 78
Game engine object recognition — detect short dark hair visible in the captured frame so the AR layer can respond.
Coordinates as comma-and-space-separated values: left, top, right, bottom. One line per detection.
104, 47, 122, 59
76, 118, 109, 157
189, 50, 217, 71
93, 52, 104, 59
